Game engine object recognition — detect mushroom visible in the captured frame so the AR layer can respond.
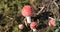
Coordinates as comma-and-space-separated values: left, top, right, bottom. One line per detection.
30, 22, 37, 32
18, 24, 24, 30
22, 5, 34, 23
48, 17, 56, 27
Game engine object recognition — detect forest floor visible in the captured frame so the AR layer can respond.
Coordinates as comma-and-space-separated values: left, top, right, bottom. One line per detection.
0, 0, 60, 32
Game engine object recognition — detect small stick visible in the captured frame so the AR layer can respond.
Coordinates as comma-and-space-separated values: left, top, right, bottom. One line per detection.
23, 18, 28, 26
58, 4, 60, 5
49, 17, 55, 20
6, 16, 13, 20
53, 0, 59, 9
37, 6, 45, 15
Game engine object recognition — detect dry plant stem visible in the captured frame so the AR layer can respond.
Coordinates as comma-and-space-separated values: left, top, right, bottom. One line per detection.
58, 4, 60, 5
53, 0, 60, 19
4, 25, 9, 32
37, 6, 45, 15
53, 0, 59, 9
6, 16, 13, 20
46, 26, 53, 32
37, 19, 40, 24
23, 18, 28, 27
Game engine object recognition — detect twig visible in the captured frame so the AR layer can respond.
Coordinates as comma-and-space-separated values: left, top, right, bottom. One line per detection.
53, 0, 59, 9
58, 4, 60, 5
6, 16, 13, 20
23, 18, 28, 26
37, 6, 45, 15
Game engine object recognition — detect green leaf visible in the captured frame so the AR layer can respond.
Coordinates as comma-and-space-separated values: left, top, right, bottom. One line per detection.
56, 20, 60, 27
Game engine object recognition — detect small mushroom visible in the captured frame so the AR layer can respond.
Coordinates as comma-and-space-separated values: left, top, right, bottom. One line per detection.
48, 17, 56, 27
18, 24, 24, 30
30, 22, 37, 32
22, 5, 34, 23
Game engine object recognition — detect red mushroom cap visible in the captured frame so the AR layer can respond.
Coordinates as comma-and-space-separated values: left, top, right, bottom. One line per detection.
49, 19, 56, 27
30, 22, 37, 29
22, 5, 33, 17
18, 24, 24, 30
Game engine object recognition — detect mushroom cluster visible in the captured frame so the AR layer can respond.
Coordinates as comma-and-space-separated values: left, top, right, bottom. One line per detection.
21, 5, 38, 32
18, 5, 60, 32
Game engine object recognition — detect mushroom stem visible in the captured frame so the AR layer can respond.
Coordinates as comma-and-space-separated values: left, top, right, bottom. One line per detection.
49, 17, 55, 20
32, 29, 36, 32
49, 17, 54, 19
26, 17, 31, 23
